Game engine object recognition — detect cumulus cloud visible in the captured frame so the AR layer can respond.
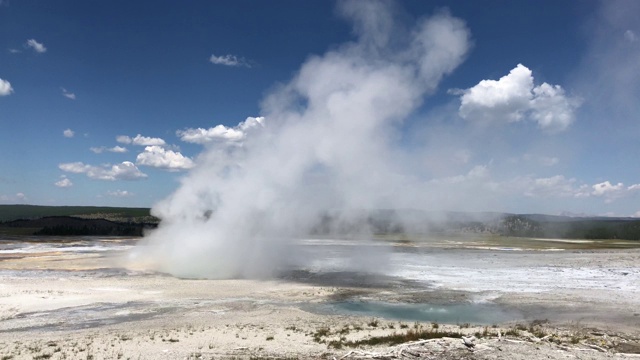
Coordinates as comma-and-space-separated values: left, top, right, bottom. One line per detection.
427, 172, 637, 203
209, 54, 251, 67
0, 78, 13, 96
112, 145, 128, 153
63, 129, 75, 138
116, 135, 131, 144
425, 171, 638, 204
59, 161, 147, 181
177, 117, 265, 144
107, 190, 134, 197
624, 29, 637, 42
90, 146, 128, 154
136, 145, 194, 171
516, 175, 588, 198
592, 181, 624, 197
500, 176, 640, 202
591, 181, 640, 203
54, 176, 73, 188
25, 39, 46, 53
0, 193, 27, 203
458, 64, 580, 132
116, 134, 166, 146
61, 88, 76, 100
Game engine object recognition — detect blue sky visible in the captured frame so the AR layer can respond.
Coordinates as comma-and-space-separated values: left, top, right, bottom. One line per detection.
1, 0, 639, 217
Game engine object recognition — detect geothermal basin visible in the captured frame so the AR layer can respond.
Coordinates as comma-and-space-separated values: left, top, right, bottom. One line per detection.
1, 235, 639, 359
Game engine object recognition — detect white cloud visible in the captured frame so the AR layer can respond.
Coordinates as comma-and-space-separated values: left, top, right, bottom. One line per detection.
590, 181, 640, 203
632, 211, 640, 218
132, 135, 166, 146
0, 78, 13, 96
178, 125, 243, 143
63, 129, 75, 138
458, 64, 532, 123
0, 193, 27, 203
90, 146, 128, 154
8, 49, 21, 54
521, 154, 559, 167
507, 178, 640, 203
592, 181, 624, 196
136, 145, 194, 171
237, 116, 264, 131
509, 176, 640, 202
107, 190, 134, 198
529, 83, 578, 132
520, 175, 585, 198
54, 176, 73, 188
628, 184, 640, 191
61, 88, 76, 100
116, 135, 131, 144
116, 134, 166, 146
111, 146, 128, 153
59, 161, 147, 181
209, 54, 251, 67
539, 156, 559, 167
177, 117, 265, 144
624, 30, 637, 42
429, 165, 490, 185
458, 64, 580, 132
25, 39, 46, 53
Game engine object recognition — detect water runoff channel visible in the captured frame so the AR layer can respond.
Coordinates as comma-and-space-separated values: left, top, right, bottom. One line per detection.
290, 238, 523, 325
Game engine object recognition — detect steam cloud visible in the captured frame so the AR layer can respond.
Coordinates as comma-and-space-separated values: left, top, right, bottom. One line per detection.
133, 2, 473, 279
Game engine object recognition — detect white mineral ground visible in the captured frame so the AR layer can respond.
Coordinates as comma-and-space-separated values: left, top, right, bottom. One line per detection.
1, 236, 639, 359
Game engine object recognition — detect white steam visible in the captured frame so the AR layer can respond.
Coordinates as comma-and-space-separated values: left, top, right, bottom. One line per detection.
134, 2, 472, 279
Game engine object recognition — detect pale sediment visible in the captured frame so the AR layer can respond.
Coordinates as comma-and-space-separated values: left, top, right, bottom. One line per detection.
0, 237, 639, 359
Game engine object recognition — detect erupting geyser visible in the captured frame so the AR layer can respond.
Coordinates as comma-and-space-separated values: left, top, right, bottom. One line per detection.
132, 1, 472, 279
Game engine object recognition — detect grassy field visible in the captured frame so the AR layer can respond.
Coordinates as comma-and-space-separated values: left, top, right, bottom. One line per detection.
0, 227, 41, 236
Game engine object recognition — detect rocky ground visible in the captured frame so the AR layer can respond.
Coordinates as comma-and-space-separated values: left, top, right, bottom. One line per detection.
0, 237, 639, 359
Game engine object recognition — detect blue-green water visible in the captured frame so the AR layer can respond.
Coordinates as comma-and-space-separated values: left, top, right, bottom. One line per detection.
309, 301, 521, 325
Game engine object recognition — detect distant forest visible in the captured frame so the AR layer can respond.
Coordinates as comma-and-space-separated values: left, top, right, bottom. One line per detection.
0, 205, 156, 222
1, 205, 639, 240
312, 210, 640, 241
488, 215, 640, 240
0, 205, 158, 236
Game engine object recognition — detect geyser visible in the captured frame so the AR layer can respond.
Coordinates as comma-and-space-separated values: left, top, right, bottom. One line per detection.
133, 1, 472, 279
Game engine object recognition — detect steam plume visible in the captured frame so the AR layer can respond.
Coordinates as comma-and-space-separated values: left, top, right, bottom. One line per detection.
134, 2, 471, 279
